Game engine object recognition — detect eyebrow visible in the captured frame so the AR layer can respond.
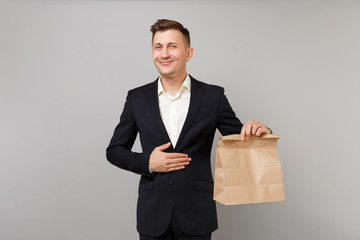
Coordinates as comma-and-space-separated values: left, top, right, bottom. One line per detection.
153, 42, 179, 46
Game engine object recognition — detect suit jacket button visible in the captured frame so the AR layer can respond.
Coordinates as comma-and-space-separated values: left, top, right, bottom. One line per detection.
169, 179, 174, 185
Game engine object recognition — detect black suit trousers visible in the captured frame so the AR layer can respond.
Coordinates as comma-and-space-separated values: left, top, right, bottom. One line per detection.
139, 209, 211, 240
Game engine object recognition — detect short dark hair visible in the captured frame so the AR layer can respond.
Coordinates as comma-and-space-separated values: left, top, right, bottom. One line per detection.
150, 19, 191, 47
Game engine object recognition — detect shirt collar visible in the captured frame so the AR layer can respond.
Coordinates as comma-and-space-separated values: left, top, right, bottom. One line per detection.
158, 74, 191, 96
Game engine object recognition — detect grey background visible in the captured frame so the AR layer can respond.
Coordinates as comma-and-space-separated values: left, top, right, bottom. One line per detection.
1, 1, 359, 240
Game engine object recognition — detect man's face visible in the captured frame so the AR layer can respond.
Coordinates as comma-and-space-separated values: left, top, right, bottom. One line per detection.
152, 29, 193, 79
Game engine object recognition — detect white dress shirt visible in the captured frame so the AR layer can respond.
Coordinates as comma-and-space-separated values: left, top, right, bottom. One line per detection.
158, 74, 191, 147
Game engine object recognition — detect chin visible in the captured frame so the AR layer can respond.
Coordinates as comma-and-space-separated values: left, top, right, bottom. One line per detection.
159, 70, 176, 77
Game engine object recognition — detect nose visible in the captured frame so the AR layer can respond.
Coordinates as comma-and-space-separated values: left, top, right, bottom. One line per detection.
160, 48, 170, 59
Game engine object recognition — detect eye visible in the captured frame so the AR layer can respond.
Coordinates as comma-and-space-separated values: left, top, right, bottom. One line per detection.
154, 45, 161, 50
170, 45, 177, 49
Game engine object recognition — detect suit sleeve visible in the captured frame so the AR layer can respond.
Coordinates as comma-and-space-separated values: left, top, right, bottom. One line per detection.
217, 87, 243, 136
106, 90, 154, 178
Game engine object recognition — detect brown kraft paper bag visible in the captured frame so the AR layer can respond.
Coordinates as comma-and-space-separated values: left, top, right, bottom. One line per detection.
213, 134, 285, 205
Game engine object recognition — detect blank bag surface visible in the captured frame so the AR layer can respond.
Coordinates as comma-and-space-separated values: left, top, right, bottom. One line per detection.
213, 134, 285, 205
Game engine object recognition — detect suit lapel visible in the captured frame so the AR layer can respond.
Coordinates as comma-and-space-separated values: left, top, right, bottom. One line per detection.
146, 76, 205, 150
146, 78, 172, 145
174, 76, 205, 150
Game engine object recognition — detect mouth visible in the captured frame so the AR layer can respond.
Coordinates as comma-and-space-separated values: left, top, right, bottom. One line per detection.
158, 60, 174, 66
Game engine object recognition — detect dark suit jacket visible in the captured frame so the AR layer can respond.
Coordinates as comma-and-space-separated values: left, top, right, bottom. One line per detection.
106, 75, 243, 237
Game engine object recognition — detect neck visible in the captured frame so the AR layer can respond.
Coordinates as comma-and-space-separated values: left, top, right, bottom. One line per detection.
160, 72, 187, 96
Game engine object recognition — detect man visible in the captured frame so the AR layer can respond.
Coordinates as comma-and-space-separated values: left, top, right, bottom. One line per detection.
106, 19, 272, 240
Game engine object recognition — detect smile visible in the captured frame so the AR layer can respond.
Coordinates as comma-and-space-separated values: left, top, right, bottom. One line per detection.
158, 60, 174, 66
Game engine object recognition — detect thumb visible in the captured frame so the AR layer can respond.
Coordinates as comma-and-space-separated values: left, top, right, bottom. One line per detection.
157, 142, 171, 151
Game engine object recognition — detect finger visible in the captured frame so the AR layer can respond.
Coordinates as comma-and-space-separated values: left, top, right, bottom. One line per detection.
157, 142, 171, 151
166, 152, 189, 159
240, 125, 246, 140
251, 124, 261, 136
169, 161, 189, 168
174, 157, 192, 163
245, 123, 253, 138
255, 126, 264, 136
165, 157, 191, 165
167, 161, 190, 170
167, 165, 186, 172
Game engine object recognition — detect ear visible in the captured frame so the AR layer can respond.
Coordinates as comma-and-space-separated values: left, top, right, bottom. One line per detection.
186, 48, 194, 62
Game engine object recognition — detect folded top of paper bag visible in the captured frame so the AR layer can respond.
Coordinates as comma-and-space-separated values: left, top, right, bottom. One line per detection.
218, 134, 280, 149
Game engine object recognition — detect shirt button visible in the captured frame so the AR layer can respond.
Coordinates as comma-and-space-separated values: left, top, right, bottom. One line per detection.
169, 179, 174, 185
